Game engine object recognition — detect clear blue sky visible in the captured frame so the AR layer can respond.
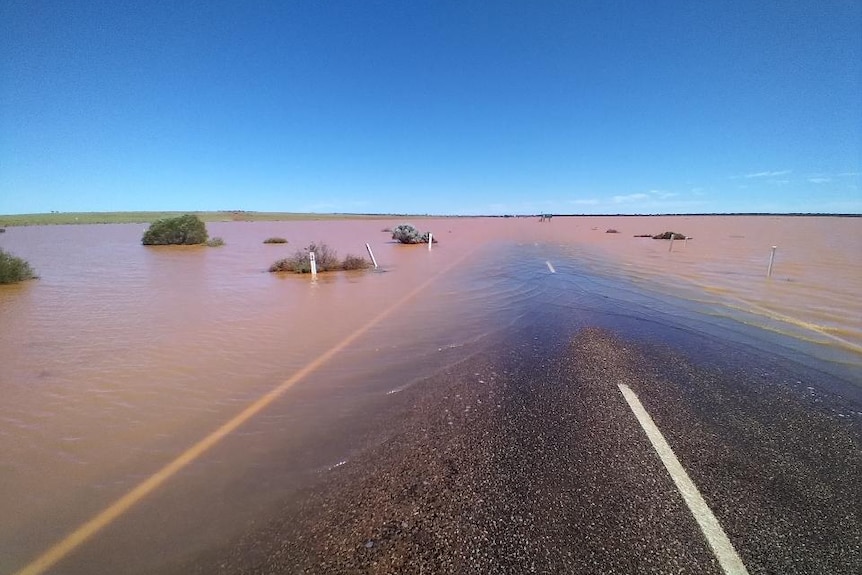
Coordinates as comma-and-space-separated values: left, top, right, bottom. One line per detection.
2, 0, 860, 215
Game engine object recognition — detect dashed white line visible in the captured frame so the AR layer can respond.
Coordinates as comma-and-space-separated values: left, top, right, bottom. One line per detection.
617, 383, 750, 575
545, 260, 556, 273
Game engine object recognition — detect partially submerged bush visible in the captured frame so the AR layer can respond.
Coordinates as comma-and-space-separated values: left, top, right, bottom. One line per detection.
391, 223, 437, 244
341, 254, 371, 270
205, 237, 225, 247
269, 242, 340, 273
652, 231, 687, 240
142, 214, 208, 245
269, 243, 371, 274
0, 248, 37, 284
263, 237, 288, 244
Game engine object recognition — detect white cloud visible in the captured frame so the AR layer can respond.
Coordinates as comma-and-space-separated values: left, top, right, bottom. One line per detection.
808, 177, 831, 184
837, 172, 860, 177
612, 193, 649, 204
744, 170, 791, 178
732, 170, 792, 179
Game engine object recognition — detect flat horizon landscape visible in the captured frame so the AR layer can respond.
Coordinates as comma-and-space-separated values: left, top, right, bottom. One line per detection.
2, 1, 860, 573
1, 210, 860, 228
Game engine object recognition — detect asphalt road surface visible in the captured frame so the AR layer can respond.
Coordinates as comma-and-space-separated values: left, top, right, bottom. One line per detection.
179, 322, 861, 575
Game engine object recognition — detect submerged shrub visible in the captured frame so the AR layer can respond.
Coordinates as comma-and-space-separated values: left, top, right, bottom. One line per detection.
0, 248, 37, 284
269, 244, 372, 274
652, 231, 687, 240
263, 237, 288, 244
341, 254, 371, 270
142, 214, 208, 245
391, 223, 437, 244
269, 242, 340, 273
205, 237, 225, 247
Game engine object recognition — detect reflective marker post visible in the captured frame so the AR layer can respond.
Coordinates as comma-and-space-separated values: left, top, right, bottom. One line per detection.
767, 246, 777, 277
365, 243, 378, 269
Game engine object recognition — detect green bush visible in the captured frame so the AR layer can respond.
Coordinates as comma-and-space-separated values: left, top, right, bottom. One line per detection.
269, 243, 371, 273
391, 223, 437, 244
263, 237, 288, 244
142, 214, 208, 245
0, 248, 37, 284
205, 237, 225, 247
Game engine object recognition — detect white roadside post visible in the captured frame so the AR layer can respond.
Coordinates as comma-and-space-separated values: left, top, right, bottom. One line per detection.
428, 232, 433, 251
365, 243, 378, 269
767, 245, 777, 277
309, 251, 317, 276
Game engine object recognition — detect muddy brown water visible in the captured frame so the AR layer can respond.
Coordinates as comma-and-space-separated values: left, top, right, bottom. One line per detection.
0, 216, 859, 573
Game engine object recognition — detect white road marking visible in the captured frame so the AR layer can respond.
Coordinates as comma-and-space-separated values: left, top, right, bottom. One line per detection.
617, 383, 750, 575
545, 260, 556, 273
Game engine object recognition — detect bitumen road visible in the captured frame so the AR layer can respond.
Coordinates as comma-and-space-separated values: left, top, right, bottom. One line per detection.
178, 322, 861, 575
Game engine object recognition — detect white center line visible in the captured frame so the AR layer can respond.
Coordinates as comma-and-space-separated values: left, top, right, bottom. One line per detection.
545, 260, 556, 273
617, 383, 750, 575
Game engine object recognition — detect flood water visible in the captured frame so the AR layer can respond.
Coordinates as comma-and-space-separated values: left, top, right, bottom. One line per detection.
0, 216, 860, 574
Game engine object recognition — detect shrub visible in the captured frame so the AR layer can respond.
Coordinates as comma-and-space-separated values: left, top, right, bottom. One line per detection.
652, 231, 687, 240
606, 229, 620, 234
269, 242, 340, 273
205, 237, 225, 247
341, 254, 371, 270
263, 237, 288, 244
391, 223, 437, 244
142, 214, 208, 245
0, 248, 37, 284
269, 244, 372, 274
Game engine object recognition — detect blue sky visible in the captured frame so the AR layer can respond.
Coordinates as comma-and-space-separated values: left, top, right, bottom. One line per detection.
2, 0, 860, 215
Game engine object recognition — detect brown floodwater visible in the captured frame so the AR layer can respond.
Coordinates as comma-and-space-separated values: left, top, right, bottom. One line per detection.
0, 216, 859, 574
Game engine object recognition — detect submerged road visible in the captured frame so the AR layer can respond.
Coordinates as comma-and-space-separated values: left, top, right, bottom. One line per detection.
177, 322, 861, 575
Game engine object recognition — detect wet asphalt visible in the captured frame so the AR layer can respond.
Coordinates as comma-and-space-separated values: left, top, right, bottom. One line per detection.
179, 321, 861, 575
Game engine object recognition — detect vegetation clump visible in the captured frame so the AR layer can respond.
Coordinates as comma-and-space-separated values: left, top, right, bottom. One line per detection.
142, 214, 208, 245
205, 237, 225, 247
0, 248, 37, 284
341, 254, 371, 270
606, 229, 620, 234
263, 237, 288, 244
269, 242, 370, 274
391, 223, 437, 244
652, 231, 687, 240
